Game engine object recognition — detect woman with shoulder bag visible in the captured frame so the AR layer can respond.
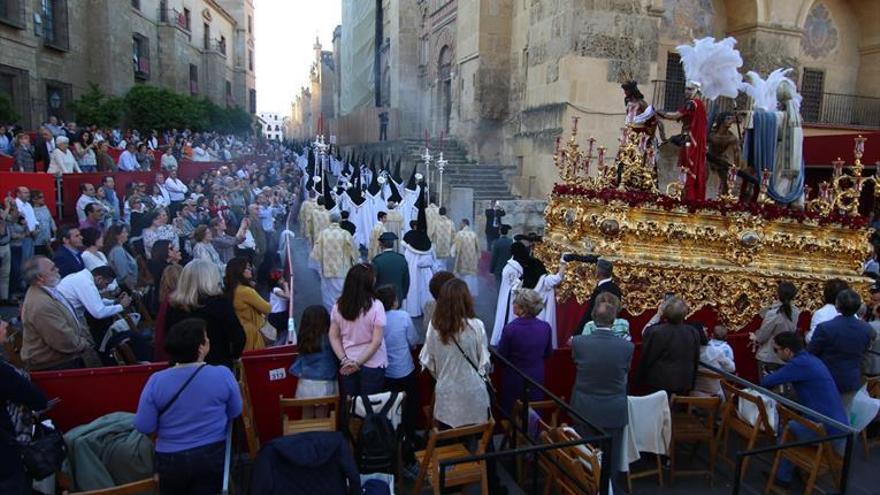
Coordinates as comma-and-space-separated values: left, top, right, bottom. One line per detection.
133, 318, 242, 495
419, 278, 491, 428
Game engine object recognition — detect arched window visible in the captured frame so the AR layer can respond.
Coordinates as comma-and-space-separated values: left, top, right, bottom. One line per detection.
438, 45, 452, 81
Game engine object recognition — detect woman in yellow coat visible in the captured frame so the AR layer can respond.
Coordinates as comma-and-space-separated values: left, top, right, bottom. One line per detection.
225, 257, 271, 350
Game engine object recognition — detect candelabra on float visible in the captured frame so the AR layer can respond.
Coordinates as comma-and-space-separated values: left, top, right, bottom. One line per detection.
805, 135, 876, 217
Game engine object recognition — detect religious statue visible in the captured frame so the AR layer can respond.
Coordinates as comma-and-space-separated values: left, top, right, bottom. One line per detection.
740, 68, 806, 205
706, 111, 742, 198
657, 81, 708, 201
622, 80, 665, 145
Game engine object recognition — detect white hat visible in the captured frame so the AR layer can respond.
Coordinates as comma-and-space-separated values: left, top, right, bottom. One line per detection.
686, 80, 702, 91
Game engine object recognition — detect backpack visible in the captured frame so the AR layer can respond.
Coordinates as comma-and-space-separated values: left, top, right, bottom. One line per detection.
355, 392, 398, 474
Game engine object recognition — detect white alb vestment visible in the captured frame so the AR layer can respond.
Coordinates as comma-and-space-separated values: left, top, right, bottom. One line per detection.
490, 259, 523, 346
402, 243, 436, 318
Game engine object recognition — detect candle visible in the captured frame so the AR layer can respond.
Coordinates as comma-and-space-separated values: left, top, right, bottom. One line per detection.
587, 136, 595, 157
555, 136, 561, 154
572, 116, 579, 133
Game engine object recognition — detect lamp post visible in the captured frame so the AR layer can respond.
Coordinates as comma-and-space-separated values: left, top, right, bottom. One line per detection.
436, 152, 447, 208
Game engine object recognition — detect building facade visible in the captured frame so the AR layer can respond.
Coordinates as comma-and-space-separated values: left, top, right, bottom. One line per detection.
325, 0, 880, 198
287, 37, 336, 142
258, 111, 284, 141
0, 0, 256, 130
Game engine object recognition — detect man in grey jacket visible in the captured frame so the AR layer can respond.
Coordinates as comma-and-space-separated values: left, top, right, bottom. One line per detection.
570, 294, 634, 493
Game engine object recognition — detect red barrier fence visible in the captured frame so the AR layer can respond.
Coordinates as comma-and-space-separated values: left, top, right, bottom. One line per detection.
30, 303, 792, 446
0, 159, 227, 222
0, 155, 13, 172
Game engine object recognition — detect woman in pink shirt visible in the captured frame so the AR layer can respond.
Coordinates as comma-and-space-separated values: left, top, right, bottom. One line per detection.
329, 264, 388, 396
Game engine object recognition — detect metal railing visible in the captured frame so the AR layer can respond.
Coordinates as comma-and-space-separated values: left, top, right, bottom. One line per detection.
222, 423, 233, 494
158, 7, 189, 31
652, 79, 880, 129
804, 92, 880, 128
436, 348, 613, 494
699, 361, 858, 495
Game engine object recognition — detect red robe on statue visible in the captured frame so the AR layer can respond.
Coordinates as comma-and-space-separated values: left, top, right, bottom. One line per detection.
678, 98, 708, 201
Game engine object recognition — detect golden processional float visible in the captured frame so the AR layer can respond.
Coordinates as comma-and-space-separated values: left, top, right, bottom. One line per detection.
534, 119, 875, 329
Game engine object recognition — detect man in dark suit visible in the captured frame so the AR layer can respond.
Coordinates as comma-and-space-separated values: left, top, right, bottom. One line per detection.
489, 225, 513, 286
372, 232, 410, 306
33, 126, 55, 172
637, 297, 702, 395
570, 294, 633, 493
574, 258, 621, 336
484, 201, 505, 250
52, 226, 85, 278
808, 288, 872, 405
339, 210, 356, 237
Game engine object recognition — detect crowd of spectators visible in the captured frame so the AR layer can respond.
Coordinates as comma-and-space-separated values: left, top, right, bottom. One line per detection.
0, 116, 257, 174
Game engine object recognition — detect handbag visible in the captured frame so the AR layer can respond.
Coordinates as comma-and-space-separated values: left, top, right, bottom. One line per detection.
19, 420, 67, 480
451, 330, 497, 409
259, 319, 277, 342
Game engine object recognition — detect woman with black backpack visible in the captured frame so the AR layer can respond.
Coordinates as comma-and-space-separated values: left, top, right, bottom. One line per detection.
0, 318, 49, 494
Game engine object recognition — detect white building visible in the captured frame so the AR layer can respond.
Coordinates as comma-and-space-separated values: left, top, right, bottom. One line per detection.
259, 111, 285, 141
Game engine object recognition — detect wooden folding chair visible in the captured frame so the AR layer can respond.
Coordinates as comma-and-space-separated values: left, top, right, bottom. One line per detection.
65, 477, 158, 494
860, 375, 880, 459
279, 395, 339, 435
669, 394, 722, 484
110, 338, 139, 365
765, 405, 842, 495
411, 420, 494, 495
235, 361, 260, 460
550, 426, 602, 495
502, 399, 561, 484
717, 381, 776, 480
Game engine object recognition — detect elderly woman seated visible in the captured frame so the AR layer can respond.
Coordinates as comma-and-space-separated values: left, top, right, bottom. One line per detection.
496, 288, 553, 414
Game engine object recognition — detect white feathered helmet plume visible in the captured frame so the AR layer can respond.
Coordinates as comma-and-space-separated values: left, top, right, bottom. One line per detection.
741, 68, 798, 112
676, 37, 743, 101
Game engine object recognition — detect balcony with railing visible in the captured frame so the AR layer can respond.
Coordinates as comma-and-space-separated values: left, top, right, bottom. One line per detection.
158, 8, 190, 34
652, 79, 880, 129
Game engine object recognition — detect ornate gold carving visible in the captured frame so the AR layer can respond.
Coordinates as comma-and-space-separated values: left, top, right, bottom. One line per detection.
544, 128, 874, 331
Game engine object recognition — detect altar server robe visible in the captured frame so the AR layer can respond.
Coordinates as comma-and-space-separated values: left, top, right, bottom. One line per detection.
403, 242, 436, 318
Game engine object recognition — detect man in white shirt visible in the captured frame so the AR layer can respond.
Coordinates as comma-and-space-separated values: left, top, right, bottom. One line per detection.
57, 266, 131, 323
117, 142, 139, 171
153, 172, 171, 206
192, 143, 211, 162
164, 168, 189, 216
75, 183, 100, 223
15, 186, 38, 270
807, 278, 848, 342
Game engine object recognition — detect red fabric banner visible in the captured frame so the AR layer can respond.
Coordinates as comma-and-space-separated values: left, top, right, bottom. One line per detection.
0, 172, 58, 216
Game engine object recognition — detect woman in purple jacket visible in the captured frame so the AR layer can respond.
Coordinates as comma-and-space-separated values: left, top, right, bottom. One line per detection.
496, 288, 553, 414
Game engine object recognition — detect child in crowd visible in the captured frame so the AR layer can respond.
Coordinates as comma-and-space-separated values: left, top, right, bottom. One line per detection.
376, 285, 420, 468
708, 325, 736, 365
694, 324, 736, 397
288, 305, 337, 418
267, 270, 292, 345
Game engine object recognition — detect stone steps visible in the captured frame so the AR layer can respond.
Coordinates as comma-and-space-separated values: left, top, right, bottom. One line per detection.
343, 137, 515, 201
